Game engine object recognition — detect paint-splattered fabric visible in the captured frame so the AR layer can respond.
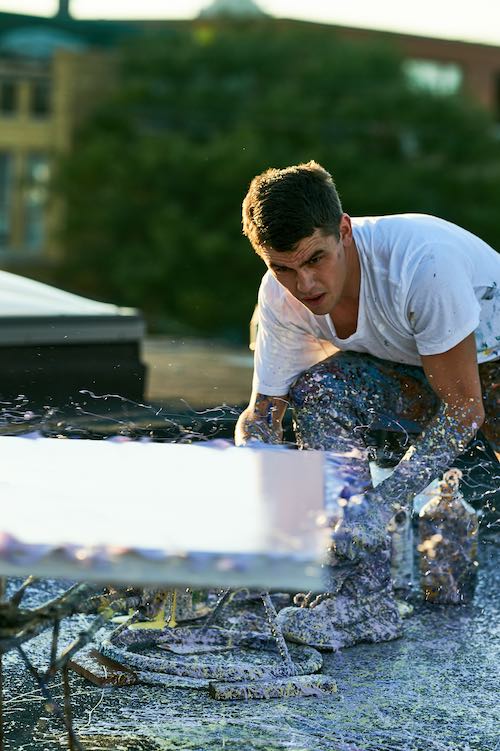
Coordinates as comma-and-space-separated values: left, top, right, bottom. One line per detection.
290, 351, 498, 553
272, 352, 497, 647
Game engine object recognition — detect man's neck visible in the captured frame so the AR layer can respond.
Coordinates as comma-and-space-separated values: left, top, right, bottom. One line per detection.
328, 238, 361, 339
343, 237, 361, 302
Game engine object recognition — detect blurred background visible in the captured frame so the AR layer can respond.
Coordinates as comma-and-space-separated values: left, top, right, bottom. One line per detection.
1, 0, 500, 412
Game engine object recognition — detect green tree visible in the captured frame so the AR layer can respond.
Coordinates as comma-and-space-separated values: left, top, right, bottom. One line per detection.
54, 20, 500, 340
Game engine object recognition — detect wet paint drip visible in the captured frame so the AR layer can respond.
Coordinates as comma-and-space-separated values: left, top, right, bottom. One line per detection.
418, 468, 479, 604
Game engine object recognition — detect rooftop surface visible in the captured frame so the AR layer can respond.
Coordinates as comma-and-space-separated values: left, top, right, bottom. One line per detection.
143, 336, 253, 409
3, 538, 499, 750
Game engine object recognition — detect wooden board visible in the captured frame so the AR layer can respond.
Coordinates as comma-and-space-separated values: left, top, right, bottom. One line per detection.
68, 645, 137, 687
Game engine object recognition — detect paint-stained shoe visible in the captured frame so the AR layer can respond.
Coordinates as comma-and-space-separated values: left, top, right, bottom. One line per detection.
277, 589, 403, 650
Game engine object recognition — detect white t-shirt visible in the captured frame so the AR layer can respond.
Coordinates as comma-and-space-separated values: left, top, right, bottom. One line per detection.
253, 214, 500, 396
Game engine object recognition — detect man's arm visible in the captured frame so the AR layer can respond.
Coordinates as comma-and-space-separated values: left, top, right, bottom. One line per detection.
420, 332, 485, 429
235, 392, 288, 446
372, 332, 484, 511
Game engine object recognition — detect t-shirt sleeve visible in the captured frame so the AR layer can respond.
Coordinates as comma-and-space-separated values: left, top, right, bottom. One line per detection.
406, 249, 481, 356
252, 278, 335, 396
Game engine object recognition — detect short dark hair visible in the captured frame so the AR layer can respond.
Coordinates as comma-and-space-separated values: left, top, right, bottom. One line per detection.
242, 161, 343, 254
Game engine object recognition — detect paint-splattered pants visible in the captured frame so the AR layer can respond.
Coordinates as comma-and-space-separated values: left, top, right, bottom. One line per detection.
290, 351, 499, 510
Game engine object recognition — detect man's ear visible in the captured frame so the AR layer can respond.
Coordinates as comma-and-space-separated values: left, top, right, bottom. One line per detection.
339, 213, 353, 242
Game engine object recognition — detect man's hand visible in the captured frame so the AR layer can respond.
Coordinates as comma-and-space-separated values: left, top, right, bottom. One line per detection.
234, 392, 288, 446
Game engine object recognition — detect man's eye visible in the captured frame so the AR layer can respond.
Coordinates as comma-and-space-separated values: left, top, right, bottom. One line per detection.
308, 256, 321, 265
275, 267, 289, 274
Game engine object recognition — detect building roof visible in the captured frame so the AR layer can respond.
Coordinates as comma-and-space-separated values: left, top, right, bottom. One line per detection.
0, 25, 87, 59
0, 10, 138, 56
0, 270, 123, 316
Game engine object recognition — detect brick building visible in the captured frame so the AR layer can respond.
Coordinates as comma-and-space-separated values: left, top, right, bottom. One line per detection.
333, 23, 500, 113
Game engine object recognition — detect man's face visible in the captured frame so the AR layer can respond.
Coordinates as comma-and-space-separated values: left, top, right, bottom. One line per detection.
260, 226, 348, 315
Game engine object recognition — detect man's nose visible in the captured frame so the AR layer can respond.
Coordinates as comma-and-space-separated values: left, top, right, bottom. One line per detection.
296, 268, 315, 295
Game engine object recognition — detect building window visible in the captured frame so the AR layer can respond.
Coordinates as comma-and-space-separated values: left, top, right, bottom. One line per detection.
0, 152, 13, 248
0, 80, 17, 115
23, 154, 50, 252
30, 80, 51, 117
403, 59, 463, 96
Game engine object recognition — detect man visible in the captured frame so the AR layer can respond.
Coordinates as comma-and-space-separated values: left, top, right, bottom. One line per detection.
234, 161, 499, 648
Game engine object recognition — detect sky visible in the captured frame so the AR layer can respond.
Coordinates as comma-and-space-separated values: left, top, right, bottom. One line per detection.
2, 0, 500, 47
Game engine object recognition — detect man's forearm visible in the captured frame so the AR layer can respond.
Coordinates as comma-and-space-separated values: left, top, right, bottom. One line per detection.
367, 402, 481, 514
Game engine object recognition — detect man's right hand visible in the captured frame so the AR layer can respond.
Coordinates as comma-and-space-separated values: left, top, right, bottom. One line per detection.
234, 392, 288, 446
